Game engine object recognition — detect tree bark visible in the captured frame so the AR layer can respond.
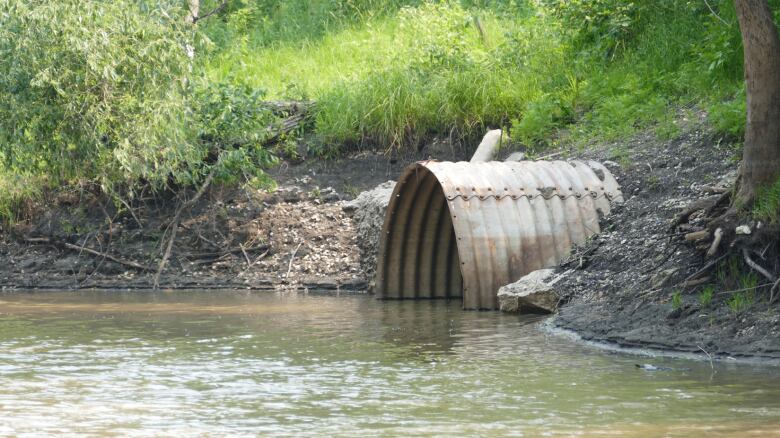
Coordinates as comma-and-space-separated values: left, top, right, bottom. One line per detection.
734, 0, 780, 204
186, 0, 200, 24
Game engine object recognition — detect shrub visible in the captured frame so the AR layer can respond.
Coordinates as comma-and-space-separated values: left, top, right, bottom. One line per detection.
0, 0, 195, 194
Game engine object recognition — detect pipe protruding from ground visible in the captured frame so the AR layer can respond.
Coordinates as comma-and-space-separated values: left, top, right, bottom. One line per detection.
470, 129, 503, 163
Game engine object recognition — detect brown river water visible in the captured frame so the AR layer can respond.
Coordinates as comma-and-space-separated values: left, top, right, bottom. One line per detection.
0, 290, 779, 437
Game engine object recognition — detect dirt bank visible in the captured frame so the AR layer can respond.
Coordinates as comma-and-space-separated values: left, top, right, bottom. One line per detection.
547, 117, 780, 360
3, 116, 779, 360
0, 140, 463, 293
0, 186, 366, 291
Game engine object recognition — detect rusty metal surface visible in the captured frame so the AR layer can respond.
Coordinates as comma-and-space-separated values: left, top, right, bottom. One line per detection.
375, 160, 623, 310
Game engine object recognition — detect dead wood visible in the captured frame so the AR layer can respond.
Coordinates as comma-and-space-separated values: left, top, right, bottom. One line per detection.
23, 236, 154, 272
153, 169, 217, 289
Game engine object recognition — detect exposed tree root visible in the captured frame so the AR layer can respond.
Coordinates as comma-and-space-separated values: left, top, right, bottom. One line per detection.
673, 187, 780, 303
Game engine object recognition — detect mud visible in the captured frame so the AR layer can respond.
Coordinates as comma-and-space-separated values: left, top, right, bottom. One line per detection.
547, 115, 780, 360
3, 113, 779, 360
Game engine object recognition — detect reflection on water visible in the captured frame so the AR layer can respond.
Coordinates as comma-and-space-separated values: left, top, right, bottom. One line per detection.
0, 290, 779, 436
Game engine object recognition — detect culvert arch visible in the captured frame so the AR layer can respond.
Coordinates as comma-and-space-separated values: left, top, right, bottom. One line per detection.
375, 160, 623, 310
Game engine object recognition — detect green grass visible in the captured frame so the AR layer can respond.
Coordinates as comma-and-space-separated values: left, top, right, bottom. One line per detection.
727, 290, 755, 315
754, 175, 780, 224
671, 290, 683, 311
200, 0, 755, 155
698, 285, 714, 307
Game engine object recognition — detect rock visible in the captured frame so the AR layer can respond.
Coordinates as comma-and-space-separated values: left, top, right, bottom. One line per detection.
276, 186, 304, 203
651, 268, 678, 289
497, 268, 562, 314
735, 225, 752, 235
322, 192, 341, 203
343, 181, 396, 281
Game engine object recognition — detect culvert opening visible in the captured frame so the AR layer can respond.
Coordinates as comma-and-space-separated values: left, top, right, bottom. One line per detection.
375, 160, 623, 310
375, 166, 464, 301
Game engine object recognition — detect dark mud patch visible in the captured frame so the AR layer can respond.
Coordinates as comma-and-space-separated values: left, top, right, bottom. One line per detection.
549, 116, 780, 360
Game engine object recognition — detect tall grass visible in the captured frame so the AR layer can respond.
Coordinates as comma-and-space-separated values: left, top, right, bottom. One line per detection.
201, 0, 757, 154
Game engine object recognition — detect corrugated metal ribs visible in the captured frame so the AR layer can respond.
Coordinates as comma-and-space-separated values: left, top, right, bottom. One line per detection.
375, 160, 624, 309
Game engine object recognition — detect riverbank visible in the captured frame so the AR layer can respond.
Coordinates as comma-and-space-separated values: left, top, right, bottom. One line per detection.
543, 115, 780, 361
2, 113, 780, 360
0, 143, 461, 293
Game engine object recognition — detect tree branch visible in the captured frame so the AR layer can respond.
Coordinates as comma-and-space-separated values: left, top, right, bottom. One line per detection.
153, 168, 218, 288
192, 0, 229, 24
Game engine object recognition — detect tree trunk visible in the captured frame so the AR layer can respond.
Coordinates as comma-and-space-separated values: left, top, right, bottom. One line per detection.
734, 0, 780, 204
186, 0, 200, 24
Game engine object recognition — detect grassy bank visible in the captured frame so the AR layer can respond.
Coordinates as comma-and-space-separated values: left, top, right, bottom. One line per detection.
0, 0, 771, 220
202, 0, 755, 154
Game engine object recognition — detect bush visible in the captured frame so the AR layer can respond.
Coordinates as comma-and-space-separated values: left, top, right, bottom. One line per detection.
0, 0, 279, 213
0, 0, 195, 194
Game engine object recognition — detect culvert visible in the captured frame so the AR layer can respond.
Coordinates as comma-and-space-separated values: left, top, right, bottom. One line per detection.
375, 160, 624, 310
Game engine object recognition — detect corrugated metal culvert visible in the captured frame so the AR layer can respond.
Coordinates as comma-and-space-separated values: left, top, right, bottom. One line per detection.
375, 160, 624, 310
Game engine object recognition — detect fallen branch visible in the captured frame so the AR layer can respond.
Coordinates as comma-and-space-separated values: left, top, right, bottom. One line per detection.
185, 244, 269, 259
671, 195, 723, 227
191, 0, 229, 23
239, 243, 251, 266
263, 112, 309, 146
697, 345, 716, 373
706, 227, 723, 258
64, 242, 154, 272
154, 169, 217, 289
680, 276, 711, 288
771, 278, 780, 304
742, 248, 777, 283
715, 282, 774, 296
23, 236, 153, 272
684, 230, 710, 242
285, 241, 303, 279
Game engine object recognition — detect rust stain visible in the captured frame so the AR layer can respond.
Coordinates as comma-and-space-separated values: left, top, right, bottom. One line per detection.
375, 160, 623, 310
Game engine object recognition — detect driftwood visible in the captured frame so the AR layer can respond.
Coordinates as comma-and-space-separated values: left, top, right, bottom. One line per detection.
706, 227, 723, 258
154, 169, 217, 289
260, 100, 314, 115
672, 195, 723, 226
23, 237, 154, 272
263, 112, 309, 146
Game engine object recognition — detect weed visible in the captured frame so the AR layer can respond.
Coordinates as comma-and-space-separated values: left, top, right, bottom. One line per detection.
671, 290, 683, 310
647, 174, 661, 189
343, 183, 361, 199
608, 146, 631, 168
753, 175, 780, 224
698, 285, 714, 307
727, 291, 754, 315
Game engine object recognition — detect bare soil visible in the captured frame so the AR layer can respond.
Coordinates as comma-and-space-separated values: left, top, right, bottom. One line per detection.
2, 115, 779, 360
548, 115, 780, 360
0, 139, 463, 293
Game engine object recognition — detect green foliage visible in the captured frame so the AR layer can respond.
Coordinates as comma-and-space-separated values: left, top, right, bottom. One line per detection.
0, 0, 279, 218
200, 0, 762, 154
0, 0, 195, 193
193, 81, 278, 185
709, 91, 747, 140
671, 290, 683, 311
753, 175, 780, 224
544, 0, 643, 59
698, 285, 714, 307
727, 291, 754, 315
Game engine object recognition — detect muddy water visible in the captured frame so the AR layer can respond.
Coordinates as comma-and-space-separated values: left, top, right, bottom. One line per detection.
0, 291, 779, 437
